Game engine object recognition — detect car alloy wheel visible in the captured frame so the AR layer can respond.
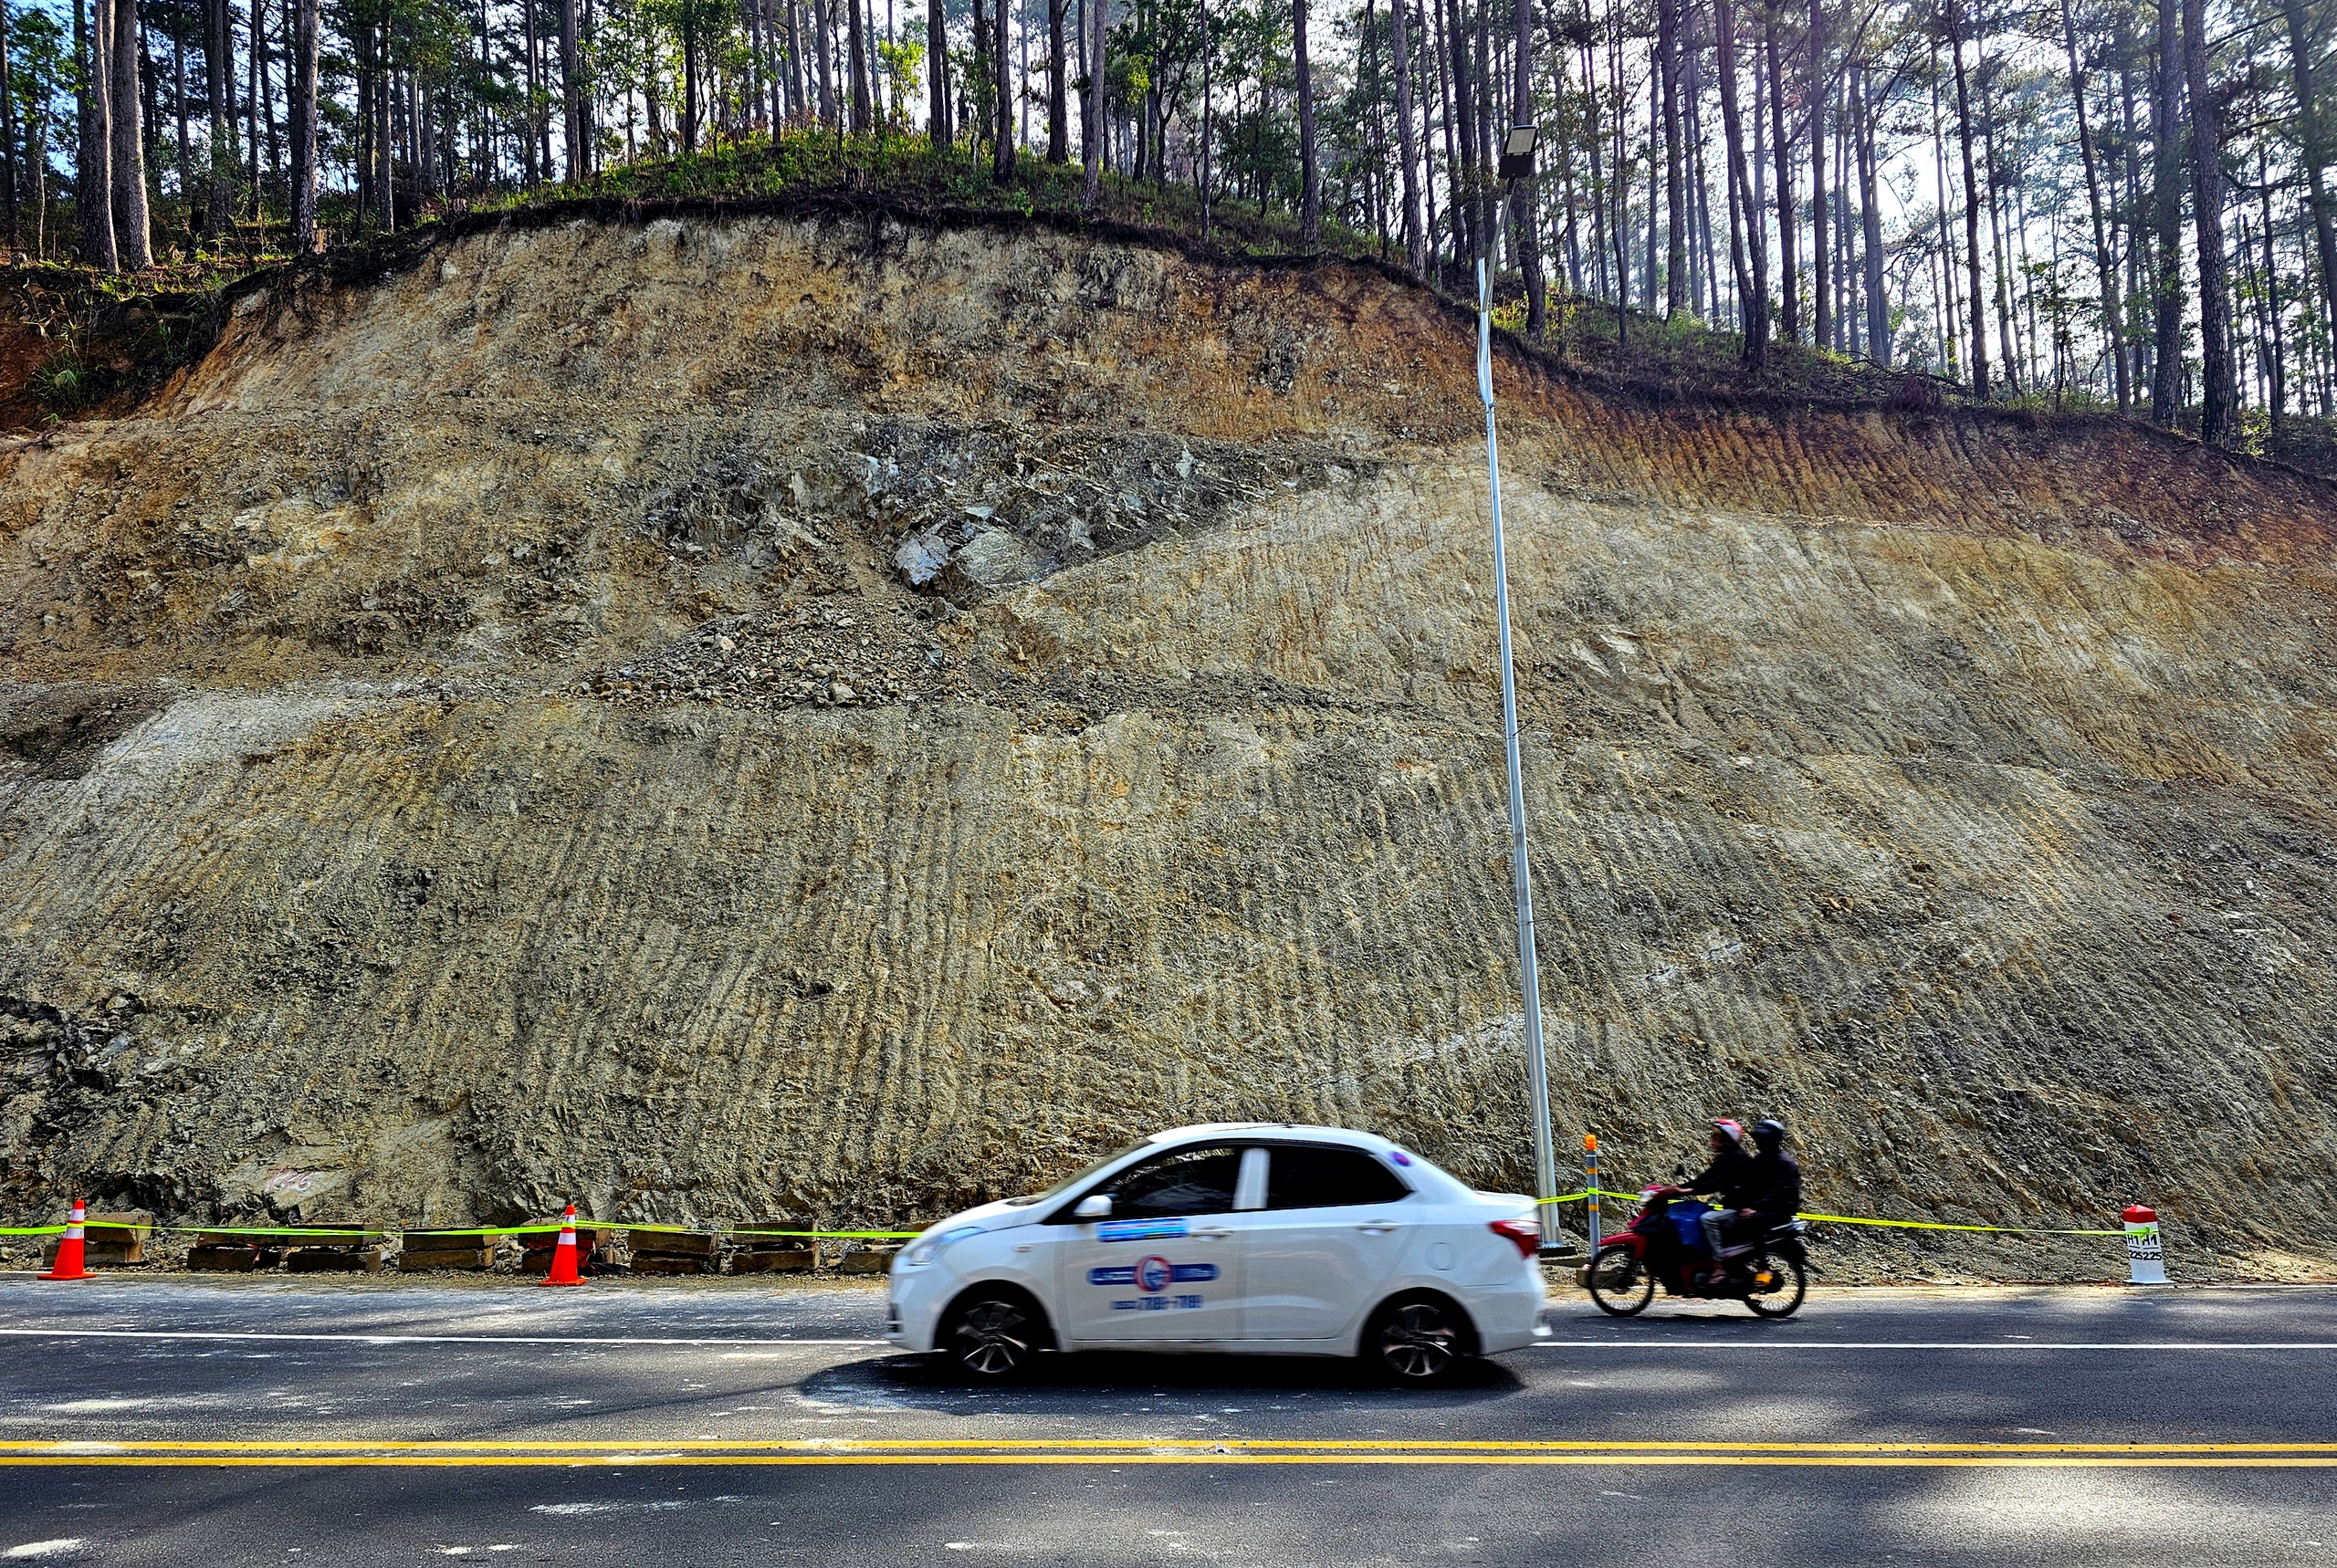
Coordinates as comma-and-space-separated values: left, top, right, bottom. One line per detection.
949, 1294, 1036, 1378
1374, 1299, 1462, 1383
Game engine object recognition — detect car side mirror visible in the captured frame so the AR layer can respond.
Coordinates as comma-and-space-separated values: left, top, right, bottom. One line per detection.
1074, 1194, 1113, 1220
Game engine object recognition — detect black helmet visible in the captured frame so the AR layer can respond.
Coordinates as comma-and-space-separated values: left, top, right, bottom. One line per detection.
1751, 1118, 1787, 1151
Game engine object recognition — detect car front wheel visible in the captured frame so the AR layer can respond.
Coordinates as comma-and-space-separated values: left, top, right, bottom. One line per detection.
1366, 1295, 1472, 1385
943, 1290, 1045, 1381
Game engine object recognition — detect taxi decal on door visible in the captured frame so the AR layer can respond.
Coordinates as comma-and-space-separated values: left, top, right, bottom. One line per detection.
1096, 1218, 1189, 1242
1088, 1254, 1216, 1312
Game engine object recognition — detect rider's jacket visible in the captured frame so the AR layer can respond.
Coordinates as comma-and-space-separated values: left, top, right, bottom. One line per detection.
1682, 1146, 1757, 1209
1745, 1149, 1803, 1228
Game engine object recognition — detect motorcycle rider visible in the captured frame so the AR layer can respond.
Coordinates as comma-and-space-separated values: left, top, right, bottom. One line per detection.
1682, 1119, 1757, 1285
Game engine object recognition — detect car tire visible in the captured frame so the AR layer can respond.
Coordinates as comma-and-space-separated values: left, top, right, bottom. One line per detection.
1364, 1293, 1474, 1385
940, 1287, 1049, 1382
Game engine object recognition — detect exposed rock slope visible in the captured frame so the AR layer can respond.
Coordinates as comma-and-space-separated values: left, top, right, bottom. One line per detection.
5, 209, 2335, 1279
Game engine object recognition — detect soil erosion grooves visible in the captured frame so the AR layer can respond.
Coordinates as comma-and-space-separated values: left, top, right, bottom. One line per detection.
4, 210, 2334, 1280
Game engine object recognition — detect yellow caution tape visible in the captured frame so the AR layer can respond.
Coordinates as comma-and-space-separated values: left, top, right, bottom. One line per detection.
1, 1222, 922, 1240
1796, 1212, 2129, 1237
1535, 1193, 2133, 1237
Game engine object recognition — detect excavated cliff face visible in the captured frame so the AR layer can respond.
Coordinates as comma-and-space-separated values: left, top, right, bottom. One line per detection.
4, 209, 2336, 1279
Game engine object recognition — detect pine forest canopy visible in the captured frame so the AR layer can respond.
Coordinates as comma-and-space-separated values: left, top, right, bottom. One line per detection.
0, 0, 2323, 452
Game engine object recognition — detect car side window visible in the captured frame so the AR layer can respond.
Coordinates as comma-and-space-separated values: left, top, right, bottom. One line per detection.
1263, 1145, 1413, 1210
1096, 1145, 1245, 1218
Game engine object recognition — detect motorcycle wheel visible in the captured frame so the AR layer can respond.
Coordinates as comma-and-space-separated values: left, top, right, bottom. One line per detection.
1585, 1243, 1654, 1316
1741, 1249, 1808, 1318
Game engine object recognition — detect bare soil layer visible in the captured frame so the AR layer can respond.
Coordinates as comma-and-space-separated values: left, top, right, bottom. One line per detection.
4, 212, 2335, 1281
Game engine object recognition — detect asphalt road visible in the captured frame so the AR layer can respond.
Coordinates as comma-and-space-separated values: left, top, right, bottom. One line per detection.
2, 1273, 2333, 1566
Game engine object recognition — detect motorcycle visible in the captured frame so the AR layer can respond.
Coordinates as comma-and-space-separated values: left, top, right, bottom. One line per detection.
1583, 1184, 1809, 1318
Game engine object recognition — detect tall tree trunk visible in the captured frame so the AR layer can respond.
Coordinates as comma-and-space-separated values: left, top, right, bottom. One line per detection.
418, 75, 434, 198
290, 0, 313, 249
2056, 0, 2126, 413
1657, 0, 1683, 314
1081, 0, 1102, 204
561, 0, 582, 176
2283, 0, 2337, 362
847, 0, 868, 132
0, 0, 17, 248
2149, 0, 2182, 421
1642, 48, 1659, 308
1045, 0, 1065, 159
812, 0, 834, 125
1717, 0, 1764, 364
173, 15, 189, 213
379, 11, 394, 227
1449, 0, 1474, 261
1198, 0, 1211, 235
248, 0, 265, 212
990, 0, 1009, 176
1978, 47, 2017, 389
2181, 0, 2231, 445
1808, 0, 1825, 349
1476, 0, 1493, 269
748, 0, 766, 129
206, 0, 231, 236
1857, 63, 1885, 364
78, 0, 115, 267
1294, 0, 1317, 246
1390, 0, 1422, 272
1691, 39, 1719, 316
928, 0, 949, 141
1948, 0, 1986, 395
109, 0, 149, 267
1511, 0, 1542, 334
2261, 142, 2286, 437
1764, 0, 1794, 342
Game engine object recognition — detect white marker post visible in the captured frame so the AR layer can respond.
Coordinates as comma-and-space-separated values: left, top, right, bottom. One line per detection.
1477, 257, 1562, 1252
2123, 1205, 2169, 1285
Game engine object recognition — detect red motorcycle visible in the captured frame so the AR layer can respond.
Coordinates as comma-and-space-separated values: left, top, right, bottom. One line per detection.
1583, 1185, 1808, 1317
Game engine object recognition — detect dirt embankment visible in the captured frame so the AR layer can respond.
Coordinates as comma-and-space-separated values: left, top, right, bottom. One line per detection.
3, 211, 2335, 1281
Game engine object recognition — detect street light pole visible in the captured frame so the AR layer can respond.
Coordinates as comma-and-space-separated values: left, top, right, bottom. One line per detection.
1475, 253, 1563, 1253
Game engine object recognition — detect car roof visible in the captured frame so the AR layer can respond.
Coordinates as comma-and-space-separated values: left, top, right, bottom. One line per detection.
1148, 1122, 1392, 1148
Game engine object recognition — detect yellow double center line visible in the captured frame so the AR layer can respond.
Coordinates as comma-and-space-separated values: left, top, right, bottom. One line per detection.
5, 1438, 2334, 1468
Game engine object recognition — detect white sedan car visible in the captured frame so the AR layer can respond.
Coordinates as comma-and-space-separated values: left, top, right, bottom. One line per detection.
885, 1123, 1549, 1384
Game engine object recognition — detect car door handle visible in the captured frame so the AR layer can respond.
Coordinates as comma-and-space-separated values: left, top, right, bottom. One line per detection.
1356, 1223, 1399, 1233
1191, 1228, 1235, 1240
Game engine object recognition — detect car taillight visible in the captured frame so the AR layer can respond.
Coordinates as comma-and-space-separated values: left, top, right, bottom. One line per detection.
1489, 1219, 1540, 1259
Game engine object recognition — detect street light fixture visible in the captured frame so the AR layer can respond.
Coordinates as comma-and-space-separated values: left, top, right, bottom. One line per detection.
1474, 256, 1565, 1259
1497, 124, 1539, 181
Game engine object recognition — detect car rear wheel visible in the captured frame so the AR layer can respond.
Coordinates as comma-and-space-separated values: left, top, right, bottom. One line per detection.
1585, 1242, 1654, 1316
943, 1289, 1044, 1381
1367, 1295, 1471, 1385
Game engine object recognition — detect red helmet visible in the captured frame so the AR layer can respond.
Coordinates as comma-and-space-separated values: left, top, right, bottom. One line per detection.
1711, 1118, 1746, 1147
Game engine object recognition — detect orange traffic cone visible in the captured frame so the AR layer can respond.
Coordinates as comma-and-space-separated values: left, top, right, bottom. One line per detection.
39, 1199, 89, 1281
538, 1204, 583, 1287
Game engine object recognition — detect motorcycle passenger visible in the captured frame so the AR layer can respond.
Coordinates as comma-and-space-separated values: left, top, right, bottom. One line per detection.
1744, 1118, 1802, 1235
1682, 1119, 1756, 1284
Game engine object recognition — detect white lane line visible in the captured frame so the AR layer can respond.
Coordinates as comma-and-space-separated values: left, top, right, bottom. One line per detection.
1537, 1336, 2337, 1350
0, 1329, 888, 1347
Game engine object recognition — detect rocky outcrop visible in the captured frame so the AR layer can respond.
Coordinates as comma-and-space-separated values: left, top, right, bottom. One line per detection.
3, 210, 2334, 1280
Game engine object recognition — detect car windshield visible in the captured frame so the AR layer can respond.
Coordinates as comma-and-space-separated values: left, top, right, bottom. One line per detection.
1002, 1137, 1157, 1207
